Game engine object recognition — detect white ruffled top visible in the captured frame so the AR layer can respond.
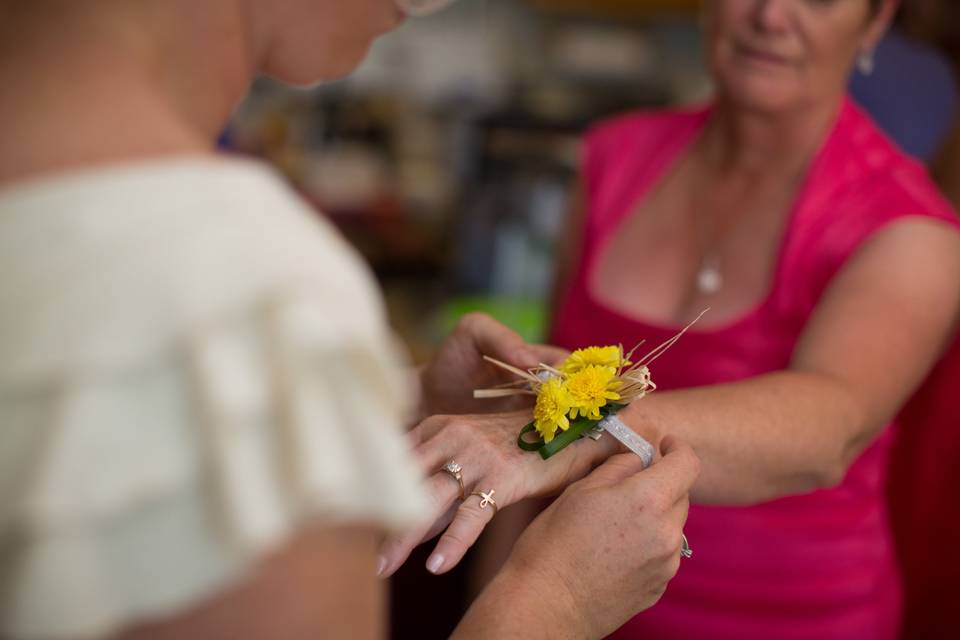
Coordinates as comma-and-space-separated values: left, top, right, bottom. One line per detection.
0, 157, 428, 639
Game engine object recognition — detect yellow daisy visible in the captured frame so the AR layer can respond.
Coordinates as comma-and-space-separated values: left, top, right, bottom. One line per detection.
560, 345, 630, 375
566, 365, 622, 420
534, 377, 574, 443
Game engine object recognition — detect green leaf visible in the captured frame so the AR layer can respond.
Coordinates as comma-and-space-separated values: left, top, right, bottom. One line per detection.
537, 415, 601, 459
517, 422, 544, 451
516, 403, 627, 459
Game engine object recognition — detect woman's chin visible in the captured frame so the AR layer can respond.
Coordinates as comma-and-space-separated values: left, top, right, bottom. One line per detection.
720, 78, 805, 114
268, 46, 373, 87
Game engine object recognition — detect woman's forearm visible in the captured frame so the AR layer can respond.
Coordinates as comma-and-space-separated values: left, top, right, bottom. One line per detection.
535, 368, 869, 506
452, 564, 587, 640
614, 370, 867, 504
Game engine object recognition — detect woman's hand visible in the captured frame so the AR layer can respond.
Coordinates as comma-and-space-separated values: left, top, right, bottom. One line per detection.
378, 409, 622, 578
416, 312, 568, 422
452, 438, 699, 639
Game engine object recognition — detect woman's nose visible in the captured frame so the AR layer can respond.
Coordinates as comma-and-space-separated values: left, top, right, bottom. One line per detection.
751, 0, 793, 35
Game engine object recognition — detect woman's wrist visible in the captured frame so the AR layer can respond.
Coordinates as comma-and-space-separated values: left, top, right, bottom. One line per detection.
531, 422, 626, 499
569, 419, 629, 474
617, 403, 663, 457
558, 406, 661, 487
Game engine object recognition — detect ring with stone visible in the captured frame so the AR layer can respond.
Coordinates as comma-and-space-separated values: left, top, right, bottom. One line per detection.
442, 460, 465, 500
681, 533, 693, 559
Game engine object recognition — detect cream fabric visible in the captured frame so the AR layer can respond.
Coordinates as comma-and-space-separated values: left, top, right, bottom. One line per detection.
0, 157, 428, 639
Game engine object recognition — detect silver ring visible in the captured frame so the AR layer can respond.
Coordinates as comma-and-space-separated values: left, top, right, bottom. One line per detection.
442, 460, 466, 500
680, 533, 693, 559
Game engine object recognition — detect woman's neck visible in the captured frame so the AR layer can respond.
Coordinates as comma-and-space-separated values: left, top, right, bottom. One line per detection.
700, 93, 845, 179
0, 0, 255, 184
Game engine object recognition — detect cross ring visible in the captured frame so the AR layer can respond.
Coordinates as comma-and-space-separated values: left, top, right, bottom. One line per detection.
471, 489, 498, 516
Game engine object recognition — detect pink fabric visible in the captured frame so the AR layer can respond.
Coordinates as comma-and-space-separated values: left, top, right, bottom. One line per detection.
890, 341, 960, 639
551, 97, 959, 639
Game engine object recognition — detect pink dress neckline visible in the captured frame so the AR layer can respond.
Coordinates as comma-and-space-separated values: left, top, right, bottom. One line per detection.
584, 101, 845, 337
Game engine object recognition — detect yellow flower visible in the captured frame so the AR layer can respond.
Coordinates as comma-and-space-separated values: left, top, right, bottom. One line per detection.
566, 365, 622, 420
560, 346, 630, 375
534, 377, 573, 443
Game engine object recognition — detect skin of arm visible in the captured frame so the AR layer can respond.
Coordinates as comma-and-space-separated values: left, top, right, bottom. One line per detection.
454, 563, 588, 640
115, 524, 384, 640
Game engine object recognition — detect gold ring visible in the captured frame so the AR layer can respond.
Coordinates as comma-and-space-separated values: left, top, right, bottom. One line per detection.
442, 460, 465, 500
470, 489, 498, 516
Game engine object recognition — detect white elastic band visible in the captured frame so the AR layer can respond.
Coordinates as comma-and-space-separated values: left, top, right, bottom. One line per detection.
598, 414, 655, 469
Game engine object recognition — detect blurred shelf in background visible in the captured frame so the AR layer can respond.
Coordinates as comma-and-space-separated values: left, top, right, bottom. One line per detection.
528, 0, 699, 19
223, 1, 708, 362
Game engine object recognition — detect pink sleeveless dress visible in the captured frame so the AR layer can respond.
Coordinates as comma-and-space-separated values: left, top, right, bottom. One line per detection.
551, 97, 959, 639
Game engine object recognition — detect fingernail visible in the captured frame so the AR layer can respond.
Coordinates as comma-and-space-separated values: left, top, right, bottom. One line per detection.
426, 553, 445, 575
376, 556, 387, 577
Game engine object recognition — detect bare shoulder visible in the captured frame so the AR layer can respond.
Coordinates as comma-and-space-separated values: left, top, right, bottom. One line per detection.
796, 214, 960, 385
847, 215, 960, 293
807, 214, 960, 339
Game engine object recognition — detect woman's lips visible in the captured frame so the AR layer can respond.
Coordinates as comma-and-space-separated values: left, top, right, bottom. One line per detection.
735, 43, 791, 66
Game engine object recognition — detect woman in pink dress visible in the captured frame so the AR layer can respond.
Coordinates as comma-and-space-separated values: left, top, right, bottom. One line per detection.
383, 0, 960, 637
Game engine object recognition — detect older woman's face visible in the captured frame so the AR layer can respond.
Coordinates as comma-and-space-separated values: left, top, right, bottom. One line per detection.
705, 0, 887, 112
251, 0, 405, 85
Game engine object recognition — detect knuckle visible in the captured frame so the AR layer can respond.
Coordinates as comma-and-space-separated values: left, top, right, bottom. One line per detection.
681, 446, 702, 477
383, 534, 416, 561
458, 503, 491, 527
649, 583, 668, 603
448, 419, 471, 439
652, 523, 681, 558
420, 414, 450, 435
379, 536, 402, 558
440, 529, 470, 550
665, 555, 682, 580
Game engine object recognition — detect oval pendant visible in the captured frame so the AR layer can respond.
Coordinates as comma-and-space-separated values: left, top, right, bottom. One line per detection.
697, 264, 722, 295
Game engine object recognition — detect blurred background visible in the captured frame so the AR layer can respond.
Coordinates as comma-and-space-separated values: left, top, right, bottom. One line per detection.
217, 1, 960, 636
221, 0, 708, 361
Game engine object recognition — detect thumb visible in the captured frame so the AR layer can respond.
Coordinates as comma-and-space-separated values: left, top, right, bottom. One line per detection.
465, 313, 539, 370
578, 452, 647, 488
623, 435, 700, 501
529, 344, 571, 368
